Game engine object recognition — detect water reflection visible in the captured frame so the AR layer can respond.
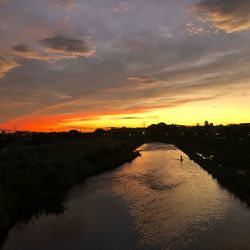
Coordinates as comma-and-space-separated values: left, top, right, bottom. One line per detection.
3, 143, 250, 250
111, 143, 231, 249
0, 194, 66, 247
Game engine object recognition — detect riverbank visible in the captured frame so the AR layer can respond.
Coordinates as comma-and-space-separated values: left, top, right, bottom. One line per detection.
173, 138, 250, 207
4, 142, 250, 250
0, 137, 141, 244
2, 134, 250, 246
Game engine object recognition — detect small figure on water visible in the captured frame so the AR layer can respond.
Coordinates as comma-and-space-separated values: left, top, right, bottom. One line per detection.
180, 156, 183, 162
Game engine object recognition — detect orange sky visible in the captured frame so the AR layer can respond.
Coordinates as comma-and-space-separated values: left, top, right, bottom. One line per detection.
1, 92, 250, 132
0, 0, 250, 132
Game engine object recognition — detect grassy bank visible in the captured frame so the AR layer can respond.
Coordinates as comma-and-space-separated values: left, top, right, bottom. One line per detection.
173, 138, 250, 207
0, 137, 141, 242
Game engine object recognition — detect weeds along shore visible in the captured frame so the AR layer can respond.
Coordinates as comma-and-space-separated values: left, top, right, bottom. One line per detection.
0, 137, 142, 243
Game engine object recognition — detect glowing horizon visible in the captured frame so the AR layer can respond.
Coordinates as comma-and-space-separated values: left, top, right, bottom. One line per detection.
0, 0, 250, 131
2, 94, 250, 132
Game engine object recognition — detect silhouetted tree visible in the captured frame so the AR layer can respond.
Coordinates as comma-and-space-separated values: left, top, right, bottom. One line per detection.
204, 120, 209, 127
94, 128, 106, 136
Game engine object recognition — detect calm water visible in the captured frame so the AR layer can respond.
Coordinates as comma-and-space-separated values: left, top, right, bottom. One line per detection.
3, 143, 250, 250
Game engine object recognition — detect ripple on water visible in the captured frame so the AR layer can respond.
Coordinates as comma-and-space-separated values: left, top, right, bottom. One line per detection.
110, 143, 250, 249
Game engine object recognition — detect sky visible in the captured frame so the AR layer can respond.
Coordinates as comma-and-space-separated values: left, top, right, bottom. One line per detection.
0, 0, 250, 131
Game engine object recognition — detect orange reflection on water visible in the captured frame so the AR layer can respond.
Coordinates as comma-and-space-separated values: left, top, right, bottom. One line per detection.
111, 143, 229, 248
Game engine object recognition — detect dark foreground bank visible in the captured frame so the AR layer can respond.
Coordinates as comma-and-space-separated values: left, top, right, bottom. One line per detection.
173, 138, 250, 207
0, 137, 141, 244
1, 130, 250, 247
4, 142, 250, 250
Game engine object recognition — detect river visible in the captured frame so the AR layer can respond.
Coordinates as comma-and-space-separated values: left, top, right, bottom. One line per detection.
2, 143, 250, 250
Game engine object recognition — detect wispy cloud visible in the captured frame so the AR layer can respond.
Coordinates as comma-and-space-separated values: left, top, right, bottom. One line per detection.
11, 34, 96, 63
0, 0, 249, 129
0, 56, 20, 78
112, 2, 128, 14
51, 0, 76, 10
127, 76, 157, 85
12, 44, 50, 61
190, 0, 250, 33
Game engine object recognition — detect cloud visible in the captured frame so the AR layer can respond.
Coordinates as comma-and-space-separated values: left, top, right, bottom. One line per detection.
12, 44, 49, 61
114, 116, 159, 120
127, 76, 157, 85
118, 116, 139, 120
12, 35, 96, 62
112, 2, 128, 14
0, 0, 7, 5
51, 0, 76, 10
190, 0, 250, 33
40, 34, 96, 58
1, 0, 250, 129
12, 44, 30, 52
0, 56, 20, 78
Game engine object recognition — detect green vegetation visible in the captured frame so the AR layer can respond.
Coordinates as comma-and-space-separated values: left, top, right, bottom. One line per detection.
0, 136, 141, 241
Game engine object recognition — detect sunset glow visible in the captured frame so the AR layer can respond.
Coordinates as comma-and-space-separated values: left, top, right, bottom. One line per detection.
0, 0, 250, 131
